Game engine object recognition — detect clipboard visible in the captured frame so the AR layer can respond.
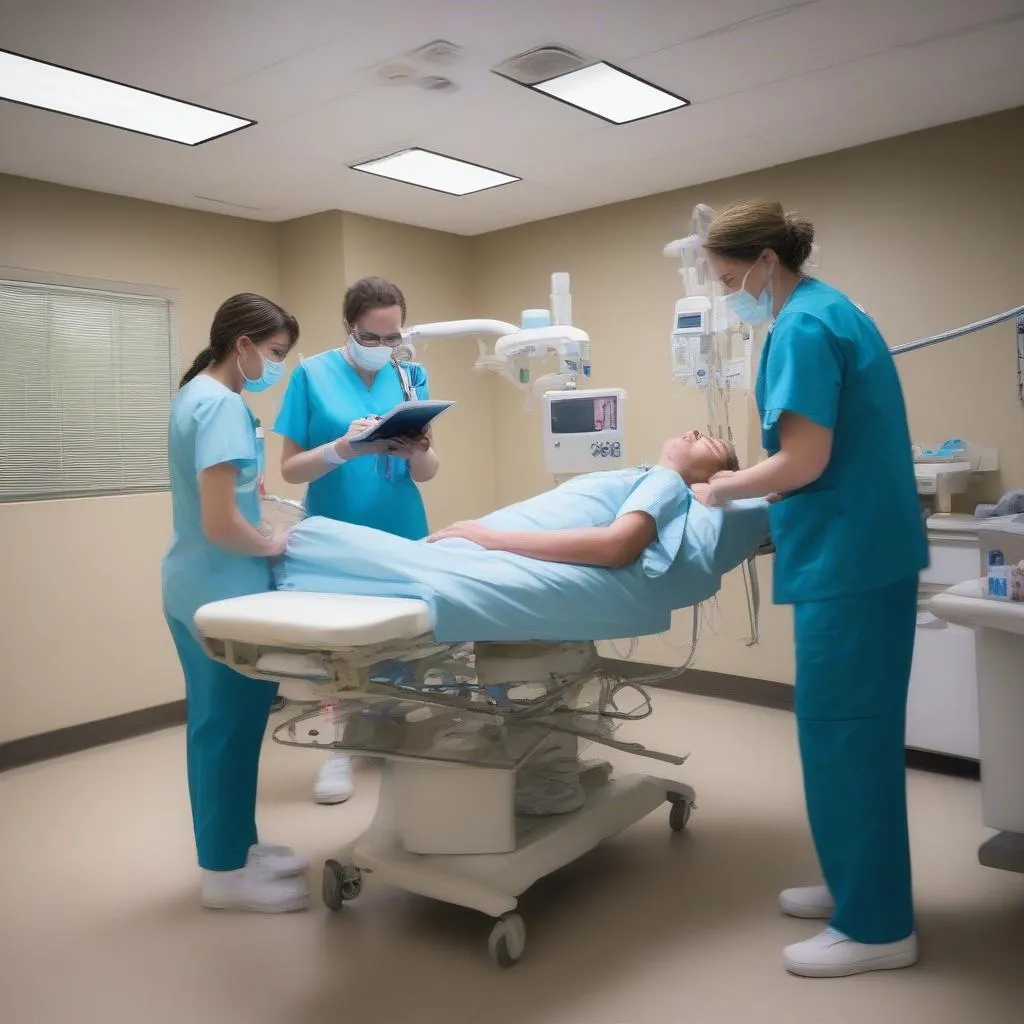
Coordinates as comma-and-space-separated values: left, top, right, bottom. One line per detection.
348, 400, 454, 445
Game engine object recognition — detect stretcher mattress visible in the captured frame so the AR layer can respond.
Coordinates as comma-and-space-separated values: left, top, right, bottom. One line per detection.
195, 591, 432, 649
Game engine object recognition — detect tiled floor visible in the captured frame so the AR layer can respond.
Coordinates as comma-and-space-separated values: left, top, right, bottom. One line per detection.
1, 691, 1020, 1024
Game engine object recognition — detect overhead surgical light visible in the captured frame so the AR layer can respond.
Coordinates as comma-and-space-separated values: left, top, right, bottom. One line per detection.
0, 48, 253, 145
350, 148, 519, 196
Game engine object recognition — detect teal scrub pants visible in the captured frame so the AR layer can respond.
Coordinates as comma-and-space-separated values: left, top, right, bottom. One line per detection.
792, 577, 917, 945
166, 617, 278, 872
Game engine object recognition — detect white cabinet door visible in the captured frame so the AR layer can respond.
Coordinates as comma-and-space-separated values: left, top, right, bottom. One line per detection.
906, 606, 980, 759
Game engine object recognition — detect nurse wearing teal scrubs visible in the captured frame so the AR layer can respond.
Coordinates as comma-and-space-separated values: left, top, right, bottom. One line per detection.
163, 293, 308, 913
695, 201, 927, 978
276, 276, 440, 804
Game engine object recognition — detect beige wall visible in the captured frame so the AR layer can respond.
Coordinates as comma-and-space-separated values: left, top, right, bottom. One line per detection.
0, 175, 282, 742
3, 105, 1023, 741
0, 186, 489, 743
473, 105, 1024, 680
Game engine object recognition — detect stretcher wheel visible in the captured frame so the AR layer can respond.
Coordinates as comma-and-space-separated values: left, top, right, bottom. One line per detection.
669, 799, 693, 832
322, 860, 362, 910
488, 912, 526, 967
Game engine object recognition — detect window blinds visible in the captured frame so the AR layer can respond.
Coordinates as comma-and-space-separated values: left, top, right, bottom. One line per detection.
0, 278, 176, 501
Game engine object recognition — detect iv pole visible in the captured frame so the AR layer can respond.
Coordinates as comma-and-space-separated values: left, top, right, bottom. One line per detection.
890, 303, 1024, 406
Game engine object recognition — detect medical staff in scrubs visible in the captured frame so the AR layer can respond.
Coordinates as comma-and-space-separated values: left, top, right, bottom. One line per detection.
694, 201, 927, 978
275, 276, 440, 804
162, 293, 308, 914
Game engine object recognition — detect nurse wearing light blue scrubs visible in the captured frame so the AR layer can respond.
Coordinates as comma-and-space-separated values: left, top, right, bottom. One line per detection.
162, 293, 308, 914
275, 276, 440, 804
696, 201, 927, 978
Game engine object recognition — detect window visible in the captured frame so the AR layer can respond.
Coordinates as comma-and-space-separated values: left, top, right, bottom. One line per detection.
0, 272, 178, 501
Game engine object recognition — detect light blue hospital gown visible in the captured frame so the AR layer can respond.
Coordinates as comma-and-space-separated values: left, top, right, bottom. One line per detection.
276, 466, 771, 642
274, 352, 430, 539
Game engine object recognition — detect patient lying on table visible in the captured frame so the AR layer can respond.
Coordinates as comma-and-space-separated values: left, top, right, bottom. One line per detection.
427, 429, 739, 568
275, 429, 767, 644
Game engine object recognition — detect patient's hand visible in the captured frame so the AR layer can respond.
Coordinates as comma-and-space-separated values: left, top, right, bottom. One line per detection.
427, 520, 496, 548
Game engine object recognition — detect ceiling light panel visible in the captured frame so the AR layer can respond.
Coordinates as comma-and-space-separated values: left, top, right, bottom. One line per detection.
532, 61, 688, 124
350, 148, 519, 196
0, 49, 253, 145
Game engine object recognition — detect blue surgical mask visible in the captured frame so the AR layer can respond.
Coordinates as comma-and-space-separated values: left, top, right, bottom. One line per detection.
240, 351, 285, 393
723, 259, 774, 326
348, 335, 394, 372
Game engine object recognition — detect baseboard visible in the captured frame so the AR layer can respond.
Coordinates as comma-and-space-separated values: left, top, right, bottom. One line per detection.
0, 700, 187, 773
603, 659, 981, 781
0, 665, 981, 783
904, 747, 980, 780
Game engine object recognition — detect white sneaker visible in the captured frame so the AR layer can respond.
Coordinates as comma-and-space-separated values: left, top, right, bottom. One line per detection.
314, 754, 355, 805
784, 927, 918, 978
202, 861, 310, 913
779, 885, 835, 920
248, 843, 309, 877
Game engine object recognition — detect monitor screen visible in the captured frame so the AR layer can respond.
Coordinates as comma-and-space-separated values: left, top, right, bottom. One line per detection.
550, 395, 618, 434
675, 312, 704, 330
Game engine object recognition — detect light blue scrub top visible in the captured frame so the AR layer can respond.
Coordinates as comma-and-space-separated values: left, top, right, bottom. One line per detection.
161, 375, 272, 635
755, 277, 927, 605
274, 351, 430, 540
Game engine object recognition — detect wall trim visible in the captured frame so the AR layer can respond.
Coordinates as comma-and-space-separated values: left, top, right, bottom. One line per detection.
0, 701, 187, 772
1, 666, 980, 783
603, 660, 981, 782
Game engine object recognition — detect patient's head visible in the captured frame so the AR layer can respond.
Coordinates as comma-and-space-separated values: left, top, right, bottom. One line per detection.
659, 430, 739, 485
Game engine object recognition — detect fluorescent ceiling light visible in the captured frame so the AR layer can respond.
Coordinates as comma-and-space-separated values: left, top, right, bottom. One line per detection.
350, 148, 519, 196
532, 61, 688, 124
0, 49, 253, 145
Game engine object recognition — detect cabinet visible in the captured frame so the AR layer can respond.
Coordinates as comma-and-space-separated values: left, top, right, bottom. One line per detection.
905, 515, 981, 760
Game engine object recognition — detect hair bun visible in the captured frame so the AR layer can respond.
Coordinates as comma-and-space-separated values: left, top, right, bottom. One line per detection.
784, 212, 815, 268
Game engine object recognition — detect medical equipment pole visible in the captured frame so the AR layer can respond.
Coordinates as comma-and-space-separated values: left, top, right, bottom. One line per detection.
890, 303, 1024, 357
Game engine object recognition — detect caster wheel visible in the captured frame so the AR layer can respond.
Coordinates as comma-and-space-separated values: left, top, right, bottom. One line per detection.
488, 912, 526, 967
669, 799, 693, 832
322, 860, 361, 911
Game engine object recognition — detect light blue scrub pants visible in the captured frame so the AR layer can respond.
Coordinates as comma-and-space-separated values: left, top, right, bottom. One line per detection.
166, 617, 278, 872
792, 577, 917, 945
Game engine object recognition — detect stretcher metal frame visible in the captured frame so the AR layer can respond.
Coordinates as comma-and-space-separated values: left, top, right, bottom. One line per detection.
195, 591, 697, 966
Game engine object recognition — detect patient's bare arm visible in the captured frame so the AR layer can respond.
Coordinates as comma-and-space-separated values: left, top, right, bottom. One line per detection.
426, 512, 657, 569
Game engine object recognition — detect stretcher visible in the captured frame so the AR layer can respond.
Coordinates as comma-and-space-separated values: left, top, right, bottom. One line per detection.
195, 589, 698, 966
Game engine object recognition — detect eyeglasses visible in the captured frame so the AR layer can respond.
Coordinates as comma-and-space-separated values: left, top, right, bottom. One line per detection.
354, 330, 404, 348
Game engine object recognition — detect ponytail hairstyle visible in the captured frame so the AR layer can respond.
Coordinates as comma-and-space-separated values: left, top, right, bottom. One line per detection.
180, 293, 300, 388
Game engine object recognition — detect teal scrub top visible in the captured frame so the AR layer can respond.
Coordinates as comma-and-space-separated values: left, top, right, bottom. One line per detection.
755, 277, 927, 605
161, 375, 273, 634
274, 351, 430, 540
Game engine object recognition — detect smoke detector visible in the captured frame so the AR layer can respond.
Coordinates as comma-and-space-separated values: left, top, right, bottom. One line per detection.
493, 45, 591, 86
412, 39, 462, 65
